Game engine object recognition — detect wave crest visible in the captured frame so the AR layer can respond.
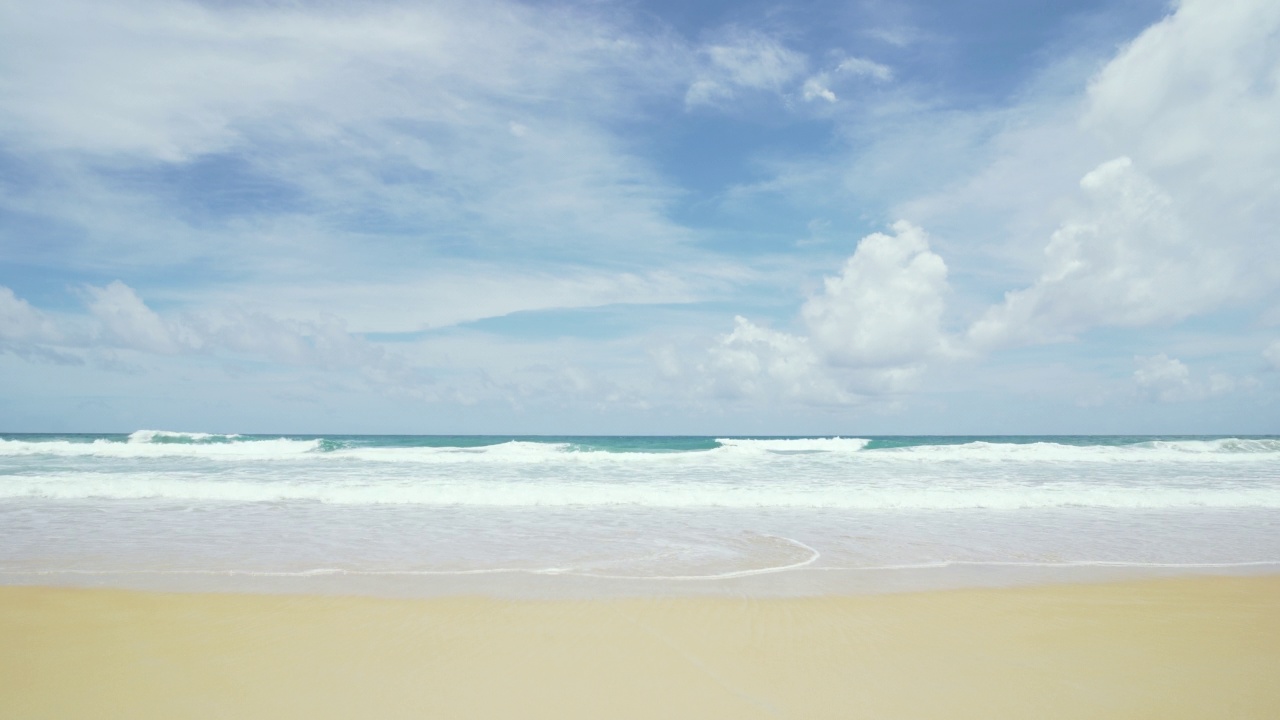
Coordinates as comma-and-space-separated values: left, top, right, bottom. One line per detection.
128, 430, 242, 444
5, 472, 1279, 509
1, 434, 1277, 462
713, 438, 872, 454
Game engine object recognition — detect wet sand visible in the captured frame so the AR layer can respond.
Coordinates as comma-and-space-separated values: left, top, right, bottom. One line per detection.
4, 575, 1278, 719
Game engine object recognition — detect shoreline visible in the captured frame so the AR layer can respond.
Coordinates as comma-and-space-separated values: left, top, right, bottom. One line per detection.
6, 574, 1279, 719
4, 560, 1278, 599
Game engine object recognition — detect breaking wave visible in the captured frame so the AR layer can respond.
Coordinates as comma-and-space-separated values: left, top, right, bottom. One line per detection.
4, 470, 1279, 509
0, 436, 323, 459
127, 430, 242, 444
1, 432, 1278, 463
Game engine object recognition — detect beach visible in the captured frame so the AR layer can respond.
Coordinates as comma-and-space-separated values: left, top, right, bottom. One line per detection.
7, 0, 1280, 713
5, 574, 1279, 719
5, 433, 1279, 717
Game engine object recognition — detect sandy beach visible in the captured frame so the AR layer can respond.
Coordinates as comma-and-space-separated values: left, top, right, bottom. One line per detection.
4, 574, 1278, 719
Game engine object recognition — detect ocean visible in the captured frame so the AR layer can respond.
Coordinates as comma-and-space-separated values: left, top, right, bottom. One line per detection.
3, 431, 1279, 595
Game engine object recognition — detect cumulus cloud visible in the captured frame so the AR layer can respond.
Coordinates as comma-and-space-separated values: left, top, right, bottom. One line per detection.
1046, 0, 1280, 315
1079, 0, 1280, 293
703, 316, 841, 404
697, 222, 949, 404
967, 157, 1235, 349
819, 0, 1280, 366
803, 221, 948, 367
1133, 354, 1238, 403
685, 30, 807, 107
1084, 0, 1280, 184
6, 0, 1279, 427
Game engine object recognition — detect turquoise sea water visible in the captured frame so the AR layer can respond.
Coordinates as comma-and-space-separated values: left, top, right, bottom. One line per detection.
2, 432, 1279, 594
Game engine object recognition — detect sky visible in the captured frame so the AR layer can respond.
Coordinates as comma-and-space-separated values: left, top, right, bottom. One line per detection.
1, 0, 1279, 435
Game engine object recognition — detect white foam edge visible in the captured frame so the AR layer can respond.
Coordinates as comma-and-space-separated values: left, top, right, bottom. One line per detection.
0, 536, 819, 581
5, 554, 1279, 582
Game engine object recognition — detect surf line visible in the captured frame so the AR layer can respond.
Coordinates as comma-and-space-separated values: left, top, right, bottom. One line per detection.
0, 536, 824, 582
567, 536, 821, 581
10, 556, 1278, 579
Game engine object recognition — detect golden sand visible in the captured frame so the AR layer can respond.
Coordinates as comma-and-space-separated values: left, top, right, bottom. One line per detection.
4, 575, 1278, 719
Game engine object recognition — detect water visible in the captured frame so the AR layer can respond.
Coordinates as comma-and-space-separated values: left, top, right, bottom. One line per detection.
3, 431, 1278, 595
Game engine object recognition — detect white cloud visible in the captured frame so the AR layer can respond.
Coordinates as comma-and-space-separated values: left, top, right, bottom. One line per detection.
802, 221, 949, 367
802, 78, 838, 103
4, 0, 1279, 428
770, 0, 1280, 367
12, 282, 402, 381
86, 281, 189, 355
801, 56, 893, 103
695, 221, 950, 404
1080, 0, 1280, 292
162, 262, 743, 334
1133, 354, 1193, 402
1084, 0, 1280, 182
4, 281, 725, 409
702, 316, 852, 405
192, 310, 391, 373
0, 0, 699, 288
967, 157, 1235, 349
0, 0, 747, 418
1133, 353, 1238, 403
0, 287, 62, 344
961, 0, 1280, 351
0, 0, 684, 161
685, 30, 807, 107
835, 57, 893, 82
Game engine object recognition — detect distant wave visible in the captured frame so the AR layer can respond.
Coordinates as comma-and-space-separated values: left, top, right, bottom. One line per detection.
0, 436, 324, 459
713, 437, 872, 453
863, 437, 1280, 460
2, 432, 1278, 462
127, 430, 242, 444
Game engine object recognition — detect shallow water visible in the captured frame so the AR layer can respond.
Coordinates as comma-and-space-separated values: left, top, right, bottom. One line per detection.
3, 432, 1278, 595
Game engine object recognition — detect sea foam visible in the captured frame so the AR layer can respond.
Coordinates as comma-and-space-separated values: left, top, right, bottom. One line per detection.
4, 432, 1279, 585
2, 434, 1278, 463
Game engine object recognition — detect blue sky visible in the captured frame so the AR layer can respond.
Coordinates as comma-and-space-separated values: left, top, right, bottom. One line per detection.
1, 0, 1278, 434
